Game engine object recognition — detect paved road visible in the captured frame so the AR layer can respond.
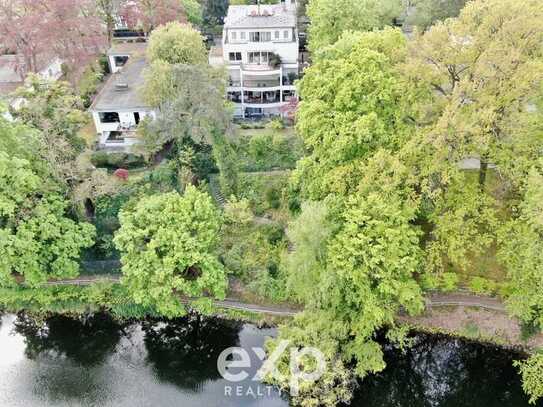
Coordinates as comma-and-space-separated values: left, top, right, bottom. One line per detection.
40, 276, 507, 316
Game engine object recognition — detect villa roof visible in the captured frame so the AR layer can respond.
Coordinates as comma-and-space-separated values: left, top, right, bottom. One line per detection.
90, 57, 150, 111
224, 5, 296, 29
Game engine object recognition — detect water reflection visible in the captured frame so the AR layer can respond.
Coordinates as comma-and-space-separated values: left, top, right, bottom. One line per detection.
0, 313, 537, 407
142, 313, 242, 392
13, 312, 124, 367
353, 333, 540, 407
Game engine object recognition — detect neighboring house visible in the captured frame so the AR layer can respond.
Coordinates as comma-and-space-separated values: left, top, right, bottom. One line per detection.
107, 42, 147, 73
0, 53, 63, 98
0, 53, 63, 120
212, 0, 299, 118
89, 56, 155, 151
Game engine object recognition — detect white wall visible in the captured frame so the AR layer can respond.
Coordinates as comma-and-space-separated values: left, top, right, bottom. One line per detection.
108, 54, 131, 73
223, 30, 299, 65
92, 109, 155, 135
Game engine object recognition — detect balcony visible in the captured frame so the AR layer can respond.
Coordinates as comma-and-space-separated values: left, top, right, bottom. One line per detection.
241, 64, 281, 76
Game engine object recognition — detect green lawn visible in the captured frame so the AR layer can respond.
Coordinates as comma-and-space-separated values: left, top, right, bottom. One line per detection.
229, 126, 305, 172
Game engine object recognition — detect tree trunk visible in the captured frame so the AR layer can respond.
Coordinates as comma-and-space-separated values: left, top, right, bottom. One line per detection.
479, 158, 488, 190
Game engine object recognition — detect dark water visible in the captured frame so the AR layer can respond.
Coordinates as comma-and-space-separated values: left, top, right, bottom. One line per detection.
0, 312, 536, 407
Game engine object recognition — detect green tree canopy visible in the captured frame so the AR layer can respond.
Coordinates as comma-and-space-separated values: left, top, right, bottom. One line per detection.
292, 28, 414, 200
114, 186, 227, 317
407, 0, 468, 30
12, 75, 89, 187
306, 0, 403, 53
0, 146, 95, 287
146, 21, 207, 65
401, 0, 543, 273
515, 353, 543, 405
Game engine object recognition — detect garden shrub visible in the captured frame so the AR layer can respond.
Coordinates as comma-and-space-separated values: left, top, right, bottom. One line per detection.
468, 277, 497, 296
440, 272, 460, 292
90, 151, 146, 169
266, 118, 284, 130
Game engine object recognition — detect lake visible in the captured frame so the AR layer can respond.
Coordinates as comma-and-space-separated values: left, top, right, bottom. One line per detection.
0, 312, 537, 407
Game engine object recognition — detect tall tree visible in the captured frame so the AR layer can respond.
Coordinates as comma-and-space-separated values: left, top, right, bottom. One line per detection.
269, 152, 424, 406
140, 62, 234, 187
305, 0, 404, 53
12, 75, 88, 187
146, 21, 207, 65
95, 0, 117, 45
498, 163, 543, 329
119, 0, 201, 33
0, 0, 106, 79
402, 0, 543, 273
0, 118, 95, 287
114, 186, 228, 317
405, 0, 543, 189
407, 0, 468, 30
292, 28, 414, 200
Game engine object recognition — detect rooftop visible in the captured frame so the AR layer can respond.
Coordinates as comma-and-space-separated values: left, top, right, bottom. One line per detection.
107, 41, 148, 56
0, 54, 24, 83
90, 57, 150, 111
224, 4, 296, 29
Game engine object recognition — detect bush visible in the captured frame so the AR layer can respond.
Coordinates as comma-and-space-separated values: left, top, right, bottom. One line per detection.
90, 151, 146, 169
265, 185, 281, 209
468, 277, 497, 296
419, 272, 440, 290
79, 58, 106, 107
439, 272, 459, 292
266, 118, 284, 130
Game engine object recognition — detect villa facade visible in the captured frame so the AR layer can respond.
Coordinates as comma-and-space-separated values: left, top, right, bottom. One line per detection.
215, 0, 299, 118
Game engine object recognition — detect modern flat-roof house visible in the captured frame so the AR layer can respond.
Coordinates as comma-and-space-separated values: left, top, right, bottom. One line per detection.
213, 0, 299, 118
107, 42, 148, 73
90, 55, 155, 150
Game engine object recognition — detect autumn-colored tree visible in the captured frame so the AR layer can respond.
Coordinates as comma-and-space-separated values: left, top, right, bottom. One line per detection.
119, 0, 200, 33
0, 0, 106, 79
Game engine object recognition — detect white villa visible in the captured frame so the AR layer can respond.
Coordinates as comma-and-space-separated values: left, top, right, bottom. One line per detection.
213, 0, 299, 118
90, 45, 155, 150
